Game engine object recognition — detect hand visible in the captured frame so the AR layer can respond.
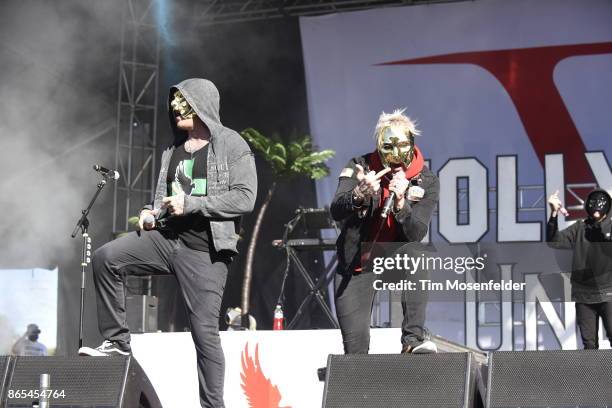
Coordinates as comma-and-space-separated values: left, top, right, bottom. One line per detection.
353, 164, 391, 203
389, 169, 410, 210
162, 193, 185, 216
389, 170, 409, 198
548, 190, 562, 216
138, 209, 158, 231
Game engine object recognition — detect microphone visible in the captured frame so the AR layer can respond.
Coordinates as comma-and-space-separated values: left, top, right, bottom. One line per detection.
93, 165, 120, 180
559, 206, 569, 217
143, 213, 155, 226
142, 208, 166, 230
381, 191, 396, 219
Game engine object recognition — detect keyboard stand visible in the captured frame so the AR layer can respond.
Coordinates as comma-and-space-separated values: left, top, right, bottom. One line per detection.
275, 207, 340, 330
285, 247, 339, 329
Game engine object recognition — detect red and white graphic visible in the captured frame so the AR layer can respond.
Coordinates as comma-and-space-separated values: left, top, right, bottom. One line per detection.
241, 343, 291, 408
379, 42, 612, 191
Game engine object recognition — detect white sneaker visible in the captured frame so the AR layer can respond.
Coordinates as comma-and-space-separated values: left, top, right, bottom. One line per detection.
411, 339, 438, 354
79, 340, 130, 356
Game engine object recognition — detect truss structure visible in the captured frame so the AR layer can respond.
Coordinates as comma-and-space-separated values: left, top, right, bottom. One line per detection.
455, 182, 597, 218
193, 0, 471, 26
113, 0, 160, 234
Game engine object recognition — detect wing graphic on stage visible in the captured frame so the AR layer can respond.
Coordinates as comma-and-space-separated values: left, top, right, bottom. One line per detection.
241, 343, 291, 408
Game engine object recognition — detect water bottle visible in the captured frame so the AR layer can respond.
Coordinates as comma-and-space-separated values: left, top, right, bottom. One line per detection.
273, 304, 284, 330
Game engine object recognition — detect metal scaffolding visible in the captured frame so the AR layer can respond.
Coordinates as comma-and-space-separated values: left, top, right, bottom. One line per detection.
193, 0, 470, 26
113, 0, 160, 234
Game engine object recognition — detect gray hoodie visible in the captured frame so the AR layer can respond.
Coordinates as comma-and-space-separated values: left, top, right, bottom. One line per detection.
147, 78, 257, 253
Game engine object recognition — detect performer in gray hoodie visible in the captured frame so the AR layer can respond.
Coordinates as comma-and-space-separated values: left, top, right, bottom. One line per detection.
80, 79, 257, 408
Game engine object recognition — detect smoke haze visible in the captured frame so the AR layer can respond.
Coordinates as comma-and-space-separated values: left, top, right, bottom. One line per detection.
0, 1, 120, 268
0, 0, 122, 353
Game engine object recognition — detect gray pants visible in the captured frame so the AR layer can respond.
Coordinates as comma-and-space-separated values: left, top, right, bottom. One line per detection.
92, 230, 228, 408
335, 272, 427, 354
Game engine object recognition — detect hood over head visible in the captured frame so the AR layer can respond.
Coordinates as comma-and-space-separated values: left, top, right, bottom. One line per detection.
168, 78, 225, 146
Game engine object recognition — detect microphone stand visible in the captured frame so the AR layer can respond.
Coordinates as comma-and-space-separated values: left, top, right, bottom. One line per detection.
273, 209, 305, 311
71, 177, 108, 350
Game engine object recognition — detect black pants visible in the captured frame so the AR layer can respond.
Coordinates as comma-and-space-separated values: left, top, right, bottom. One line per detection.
334, 272, 427, 354
575, 302, 612, 349
92, 230, 228, 408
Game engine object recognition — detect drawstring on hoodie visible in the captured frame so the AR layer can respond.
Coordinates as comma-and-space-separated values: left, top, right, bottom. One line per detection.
211, 137, 220, 183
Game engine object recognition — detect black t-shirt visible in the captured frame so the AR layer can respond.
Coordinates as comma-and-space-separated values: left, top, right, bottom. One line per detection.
165, 143, 211, 252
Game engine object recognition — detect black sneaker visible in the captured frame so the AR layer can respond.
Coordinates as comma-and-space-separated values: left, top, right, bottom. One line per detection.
79, 340, 130, 356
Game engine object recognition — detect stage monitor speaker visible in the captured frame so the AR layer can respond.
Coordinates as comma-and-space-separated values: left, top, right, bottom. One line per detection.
322, 352, 482, 408
2, 355, 162, 408
487, 350, 612, 408
0, 356, 11, 403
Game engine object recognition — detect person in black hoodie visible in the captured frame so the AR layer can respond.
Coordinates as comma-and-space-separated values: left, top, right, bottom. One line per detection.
547, 188, 612, 349
80, 79, 257, 408
331, 109, 439, 354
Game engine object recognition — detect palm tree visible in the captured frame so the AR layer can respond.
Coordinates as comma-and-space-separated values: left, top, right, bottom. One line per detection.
239, 128, 335, 328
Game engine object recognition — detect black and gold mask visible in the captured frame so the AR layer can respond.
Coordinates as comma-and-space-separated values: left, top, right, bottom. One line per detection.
170, 90, 196, 120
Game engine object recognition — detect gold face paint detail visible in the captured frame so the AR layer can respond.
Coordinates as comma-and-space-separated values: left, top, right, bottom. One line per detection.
170, 90, 196, 119
376, 125, 414, 167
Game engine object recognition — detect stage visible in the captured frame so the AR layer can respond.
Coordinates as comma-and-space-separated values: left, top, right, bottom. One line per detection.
131, 328, 485, 408
130, 329, 612, 408
132, 329, 349, 408
2, 330, 612, 407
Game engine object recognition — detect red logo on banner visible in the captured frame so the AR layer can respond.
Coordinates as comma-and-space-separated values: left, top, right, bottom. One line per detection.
241, 343, 291, 408
379, 42, 612, 190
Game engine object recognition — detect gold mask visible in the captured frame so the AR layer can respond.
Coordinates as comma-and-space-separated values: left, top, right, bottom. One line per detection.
376, 125, 414, 167
170, 90, 196, 120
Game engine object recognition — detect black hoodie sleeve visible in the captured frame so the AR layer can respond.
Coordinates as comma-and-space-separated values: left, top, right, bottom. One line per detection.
546, 214, 580, 249
330, 158, 370, 221
394, 169, 439, 242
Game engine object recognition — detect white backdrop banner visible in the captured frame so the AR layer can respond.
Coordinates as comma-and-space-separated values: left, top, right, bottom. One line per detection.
299, 0, 612, 350
300, 0, 612, 243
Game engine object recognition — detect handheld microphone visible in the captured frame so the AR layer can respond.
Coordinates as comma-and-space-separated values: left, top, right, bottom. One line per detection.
93, 165, 120, 180
142, 208, 166, 230
381, 192, 396, 219
143, 213, 155, 226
